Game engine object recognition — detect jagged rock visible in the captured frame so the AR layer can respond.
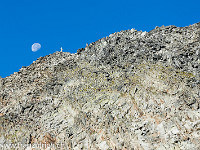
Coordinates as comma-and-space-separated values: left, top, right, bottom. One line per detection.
0, 22, 200, 150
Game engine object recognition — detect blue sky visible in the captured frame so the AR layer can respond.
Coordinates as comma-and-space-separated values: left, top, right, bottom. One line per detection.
0, 0, 199, 78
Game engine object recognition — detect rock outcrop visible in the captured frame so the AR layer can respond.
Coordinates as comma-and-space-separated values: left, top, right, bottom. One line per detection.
0, 23, 200, 150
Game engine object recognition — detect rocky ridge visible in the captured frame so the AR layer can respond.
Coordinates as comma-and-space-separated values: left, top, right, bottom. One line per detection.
0, 22, 200, 150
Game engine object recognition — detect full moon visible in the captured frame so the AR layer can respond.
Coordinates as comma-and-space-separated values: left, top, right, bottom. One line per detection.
32, 43, 41, 52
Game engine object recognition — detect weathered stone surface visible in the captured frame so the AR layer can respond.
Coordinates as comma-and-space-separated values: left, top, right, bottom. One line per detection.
0, 23, 200, 149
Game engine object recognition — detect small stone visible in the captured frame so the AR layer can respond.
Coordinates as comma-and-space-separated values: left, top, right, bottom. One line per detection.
98, 141, 109, 150
141, 32, 147, 37
171, 127, 179, 135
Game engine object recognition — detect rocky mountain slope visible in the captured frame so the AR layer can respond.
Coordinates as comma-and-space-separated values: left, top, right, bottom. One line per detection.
0, 22, 200, 150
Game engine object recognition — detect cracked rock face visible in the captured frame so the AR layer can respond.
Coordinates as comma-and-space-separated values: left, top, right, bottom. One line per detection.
0, 23, 200, 150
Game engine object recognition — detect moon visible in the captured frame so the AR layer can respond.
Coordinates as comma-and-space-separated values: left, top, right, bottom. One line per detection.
32, 43, 41, 52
